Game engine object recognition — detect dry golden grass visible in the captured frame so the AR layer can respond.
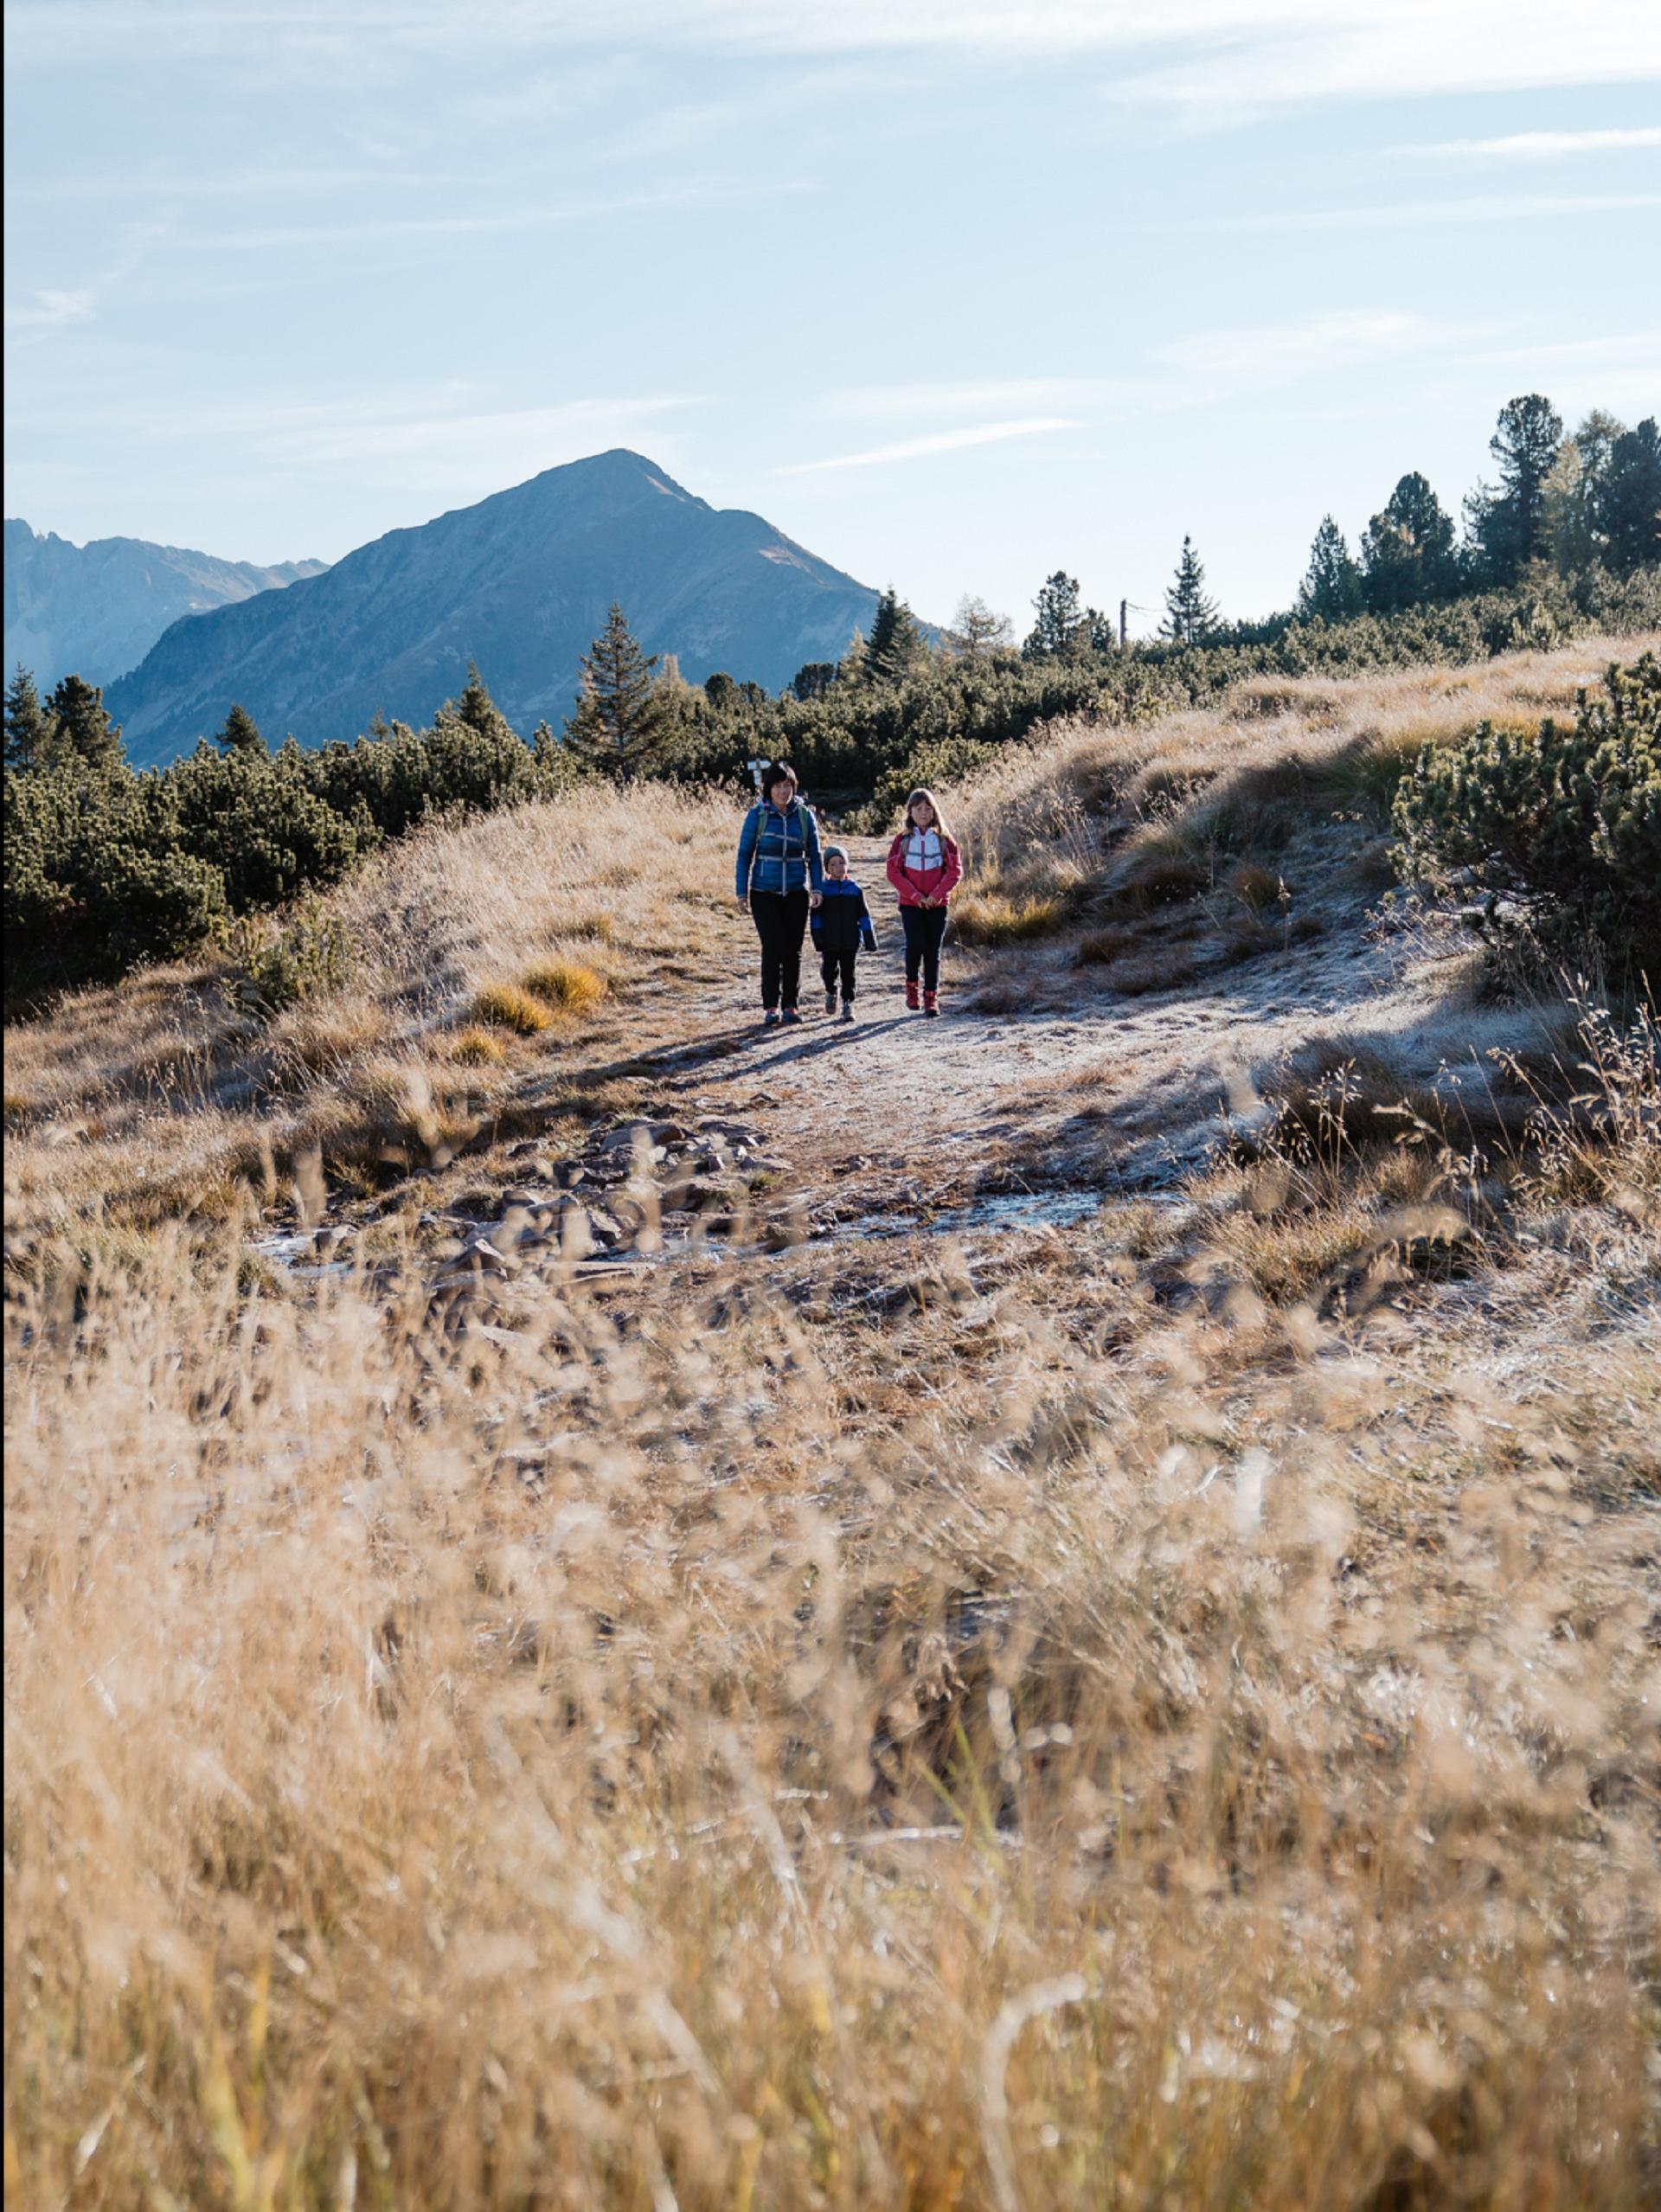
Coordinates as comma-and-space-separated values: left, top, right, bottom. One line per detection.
471, 981, 555, 1034
952, 636, 1658, 899
2, 785, 734, 1238
523, 956, 610, 1013
950, 888, 1070, 947
6, 1102, 1658, 2208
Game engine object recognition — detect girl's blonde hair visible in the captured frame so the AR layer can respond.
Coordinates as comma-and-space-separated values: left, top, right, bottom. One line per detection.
904, 787, 951, 837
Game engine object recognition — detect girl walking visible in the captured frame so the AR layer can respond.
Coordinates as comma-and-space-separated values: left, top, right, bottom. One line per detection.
886, 786, 962, 1016
734, 760, 824, 1026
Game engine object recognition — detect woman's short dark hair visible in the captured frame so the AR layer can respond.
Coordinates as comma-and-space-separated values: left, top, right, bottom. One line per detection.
763, 761, 798, 796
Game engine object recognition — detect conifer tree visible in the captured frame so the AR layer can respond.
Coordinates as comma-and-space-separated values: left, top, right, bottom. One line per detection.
1024, 571, 1086, 658
1162, 538, 1218, 645
863, 588, 926, 686
3, 665, 57, 771
1295, 517, 1363, 621
946, 594, 1015, 658
1360, 473, 1462, 611
837, 628, 868, 683
451, 661, 517, 743
215, 702, 266, 756
790, 663, 837, 701
1597, 417, 1661, 574
44, 673, 123, 770
1467, 394, 1563, 584
563, 604, 675, 781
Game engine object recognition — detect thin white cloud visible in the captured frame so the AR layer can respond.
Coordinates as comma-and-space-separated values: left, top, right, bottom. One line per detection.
1208, 191, 1661, 232
825, 377, 1131, 418
1153, 307, 1454, 382
816, 311, 1466, 439
8, 1, 1660, 112
777, 418, 1079, 475
1412, 126, 1661, 159
4, 288, 95, 332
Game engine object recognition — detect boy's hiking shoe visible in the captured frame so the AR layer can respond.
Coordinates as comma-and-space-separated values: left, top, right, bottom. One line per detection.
841, 1000, 855, 1023
905, 980, 920, 1012
763, 1009, 780, 1027
780, 1006, 803, 1026
824, 989, 837, 1014
924, 991, 940, 1017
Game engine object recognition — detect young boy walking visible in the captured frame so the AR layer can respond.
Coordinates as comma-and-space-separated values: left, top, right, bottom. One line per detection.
810, 845, 878, 1021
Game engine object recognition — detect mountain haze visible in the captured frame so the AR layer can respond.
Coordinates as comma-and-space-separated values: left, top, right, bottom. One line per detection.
106, 452, 882, 765
3, 518, 326, 692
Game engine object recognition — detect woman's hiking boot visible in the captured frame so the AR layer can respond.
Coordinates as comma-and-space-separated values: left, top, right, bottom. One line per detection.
841, 999, 856, 1023
763, 1009, 780, 1027
824, 988, 837, 1015
780, 1006, 803, 1026
905, 979, 920, 1012
923, 990, 940, 1017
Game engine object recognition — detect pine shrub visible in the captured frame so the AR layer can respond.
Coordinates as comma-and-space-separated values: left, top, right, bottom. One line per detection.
1392, 653, 1661, 981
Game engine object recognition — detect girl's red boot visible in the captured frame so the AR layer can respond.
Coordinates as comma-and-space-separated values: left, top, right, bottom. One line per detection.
923, 990, 940, 1017
905, 979, 920, 1011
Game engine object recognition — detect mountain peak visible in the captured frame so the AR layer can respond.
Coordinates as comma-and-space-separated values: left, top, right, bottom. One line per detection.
104, 452, 878, 765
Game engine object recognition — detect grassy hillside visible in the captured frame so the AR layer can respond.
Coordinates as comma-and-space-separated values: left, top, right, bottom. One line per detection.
5, 643, 1658, 2209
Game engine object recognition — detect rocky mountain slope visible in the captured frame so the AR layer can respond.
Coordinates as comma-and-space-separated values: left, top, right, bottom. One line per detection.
3, 517, 325, 691
105, 450, 882, 765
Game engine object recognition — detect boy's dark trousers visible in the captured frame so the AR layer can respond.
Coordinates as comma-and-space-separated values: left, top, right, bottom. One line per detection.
901, 905, 947, 991
819, 943, 859, 1003
751, 888, 810, 1009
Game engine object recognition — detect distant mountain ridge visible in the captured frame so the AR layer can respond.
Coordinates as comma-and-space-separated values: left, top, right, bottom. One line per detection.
104, 452, 883, 766
3, 518, 326, 692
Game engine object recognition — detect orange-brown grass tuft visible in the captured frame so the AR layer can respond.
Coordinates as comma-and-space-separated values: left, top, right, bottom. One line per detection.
449, 1024, 509, 1066
471, 982, 555, 1033
523, 956, 609, 1013
951, 888, 1069, 946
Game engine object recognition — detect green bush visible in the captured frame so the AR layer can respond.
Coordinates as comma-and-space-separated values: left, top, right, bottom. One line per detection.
226, 902, 353, 1017
1391, 653, 1661, 982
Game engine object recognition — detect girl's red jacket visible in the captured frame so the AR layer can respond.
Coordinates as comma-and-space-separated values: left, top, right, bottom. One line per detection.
887, 830, 964, 907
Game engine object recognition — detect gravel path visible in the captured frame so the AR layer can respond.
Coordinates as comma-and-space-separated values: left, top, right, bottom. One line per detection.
619, 837, 1438, 1212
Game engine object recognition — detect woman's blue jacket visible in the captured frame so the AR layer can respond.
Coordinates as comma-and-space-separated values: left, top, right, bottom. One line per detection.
735, 799, 824, 898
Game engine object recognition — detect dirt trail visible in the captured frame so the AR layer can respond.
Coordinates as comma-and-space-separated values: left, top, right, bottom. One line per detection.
612, 836, 1446, 1218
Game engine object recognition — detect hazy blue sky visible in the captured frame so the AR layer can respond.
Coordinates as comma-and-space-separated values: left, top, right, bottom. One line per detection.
5, 1, 1659, 635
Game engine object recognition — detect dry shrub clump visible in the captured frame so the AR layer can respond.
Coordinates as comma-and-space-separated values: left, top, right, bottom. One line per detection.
5, 1168, 1658, 2209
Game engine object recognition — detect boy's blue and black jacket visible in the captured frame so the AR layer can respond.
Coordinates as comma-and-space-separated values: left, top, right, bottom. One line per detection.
811, 876, 878, 952
735, 799, 824, 898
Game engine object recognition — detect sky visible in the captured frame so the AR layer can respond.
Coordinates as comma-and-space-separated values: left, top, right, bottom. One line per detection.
4, 0, 1660, 638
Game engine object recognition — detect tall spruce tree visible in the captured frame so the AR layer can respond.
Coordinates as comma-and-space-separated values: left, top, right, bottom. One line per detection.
1467, 394, 1563, 584
1597, 417, 1661, 574
215, 702, 266, 756
1024, 571, 1086, 658
863, 588, 926, 686
1296, 517, 1364, 621
564, 604, 675, 780
4, 665, 58, 771
1162, 537, 1218, 645
44, 673, 123, 770
1360, 473, 1462, 612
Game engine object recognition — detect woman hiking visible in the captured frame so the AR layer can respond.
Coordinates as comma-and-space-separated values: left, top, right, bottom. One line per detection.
886, 785, 963, 1016
734, 760, 824, 1026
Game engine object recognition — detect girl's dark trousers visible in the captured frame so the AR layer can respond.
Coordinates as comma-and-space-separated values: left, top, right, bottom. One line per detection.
901, 905, 948, 991
751, 888, 811, 1010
